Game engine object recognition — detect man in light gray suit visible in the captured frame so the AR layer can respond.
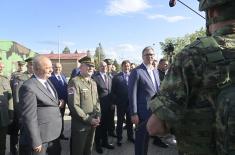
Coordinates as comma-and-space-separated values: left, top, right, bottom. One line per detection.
19, 55, 62, 155
128, 46, 160, 155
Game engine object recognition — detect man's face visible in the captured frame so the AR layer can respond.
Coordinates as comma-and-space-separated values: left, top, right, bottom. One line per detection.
54, 63, 62, 74
27, 62, 33, 74
142, 49, 155, 65
122, 63, 130, 73
18, 65, 25, 72
37, 59, 53, 79
0, 61, 4, 73
99, 62, 107, 73
158, 60, 169, 72
107, 64, 112, 72
80, 63, 94, 77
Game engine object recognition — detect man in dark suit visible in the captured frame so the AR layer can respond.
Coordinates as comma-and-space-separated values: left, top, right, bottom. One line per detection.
19, 55, 62, 155
49, 62, 68, 140
111, 60, 134, 146
93, 61, 115, 154
128, 46, 160, 155
103, 58, 116, 137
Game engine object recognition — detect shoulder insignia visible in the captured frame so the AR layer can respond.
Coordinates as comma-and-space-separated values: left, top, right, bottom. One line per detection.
68, 87, 75, 95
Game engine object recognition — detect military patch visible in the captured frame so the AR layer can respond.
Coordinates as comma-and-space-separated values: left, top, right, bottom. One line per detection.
68, 87, 75, 95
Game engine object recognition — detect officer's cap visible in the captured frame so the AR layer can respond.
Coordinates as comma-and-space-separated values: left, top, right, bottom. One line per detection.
104, 59, 113, 65
79, 56, 95, 67
17, 61, 26, 66
25, 57, 33, 63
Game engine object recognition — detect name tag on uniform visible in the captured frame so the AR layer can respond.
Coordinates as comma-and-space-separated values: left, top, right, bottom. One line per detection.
81, 88, 88, 93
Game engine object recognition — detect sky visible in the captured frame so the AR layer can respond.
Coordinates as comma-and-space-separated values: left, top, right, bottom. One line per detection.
1, 0, 205, 63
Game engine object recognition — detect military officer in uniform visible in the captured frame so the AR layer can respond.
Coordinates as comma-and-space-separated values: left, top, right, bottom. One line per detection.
10, 61, 26, 89
8, 57, 34, 155
0, 58, 14, 155
67, 56, 101, 155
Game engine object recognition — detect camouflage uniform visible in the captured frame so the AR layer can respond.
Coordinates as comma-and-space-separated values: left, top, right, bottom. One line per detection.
0, 75, 14, 155
149, 1, 235, 155
8, 71, 32, 155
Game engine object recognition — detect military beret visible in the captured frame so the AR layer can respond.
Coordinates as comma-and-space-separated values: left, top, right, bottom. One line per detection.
79, 56, 95, 67
25, 57, 33, 62
17, 61, 26, 66
104, 58, 113, 65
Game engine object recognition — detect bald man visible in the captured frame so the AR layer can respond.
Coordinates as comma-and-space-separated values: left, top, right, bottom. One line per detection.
19, 55, 62, 155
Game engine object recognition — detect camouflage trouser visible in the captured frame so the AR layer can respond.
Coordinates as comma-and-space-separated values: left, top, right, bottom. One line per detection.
0, 126, 7, 155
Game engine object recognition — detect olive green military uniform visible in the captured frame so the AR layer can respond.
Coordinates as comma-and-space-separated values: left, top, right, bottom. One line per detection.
8, 71, 32, 155
0, 75, 14, 155
68, 75, 100, 155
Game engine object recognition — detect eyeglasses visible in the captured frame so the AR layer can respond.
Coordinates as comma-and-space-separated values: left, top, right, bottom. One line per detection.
144, 53, 155, 56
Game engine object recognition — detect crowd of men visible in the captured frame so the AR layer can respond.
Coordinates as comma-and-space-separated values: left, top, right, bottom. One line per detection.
0, 52, 170, 155
1, 1, 235, 155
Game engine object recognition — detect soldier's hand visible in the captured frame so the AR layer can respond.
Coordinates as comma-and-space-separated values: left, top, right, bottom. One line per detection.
91, 118, 100, 127
33, 145, 43, 152
131, 115, 139, 125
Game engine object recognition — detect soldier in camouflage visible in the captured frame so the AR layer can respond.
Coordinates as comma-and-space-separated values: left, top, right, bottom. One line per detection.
10, 61, 25, 89
0, 58, 14, 155
8, 57, 33, 155
146, 0, 235, 155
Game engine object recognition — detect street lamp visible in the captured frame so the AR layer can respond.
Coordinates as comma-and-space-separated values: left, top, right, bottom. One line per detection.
57, 25, 61, 63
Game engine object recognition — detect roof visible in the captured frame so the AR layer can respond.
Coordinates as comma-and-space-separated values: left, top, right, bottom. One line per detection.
41, 53, 87, 60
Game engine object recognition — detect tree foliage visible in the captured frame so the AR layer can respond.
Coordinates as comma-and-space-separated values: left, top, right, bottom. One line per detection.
62, 46, 70, 54
113, 59, 120, 72
160, 27, 206, 58
94, 43, 105, 68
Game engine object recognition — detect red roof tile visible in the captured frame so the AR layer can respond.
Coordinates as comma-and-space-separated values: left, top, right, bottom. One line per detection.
41, 53, 87, 60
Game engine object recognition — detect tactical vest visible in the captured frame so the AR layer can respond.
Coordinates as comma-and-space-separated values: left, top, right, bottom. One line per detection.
174, 36, 235, 155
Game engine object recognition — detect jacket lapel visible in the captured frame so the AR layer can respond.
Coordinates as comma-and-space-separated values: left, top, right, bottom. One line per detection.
140, 64, 156, 91
32, 77, 58, 104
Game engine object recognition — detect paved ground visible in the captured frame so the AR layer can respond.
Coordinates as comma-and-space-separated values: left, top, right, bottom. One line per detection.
6, 108, 179, 155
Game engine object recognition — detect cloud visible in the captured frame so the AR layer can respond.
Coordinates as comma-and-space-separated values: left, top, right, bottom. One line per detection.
104, 43, 143, 63
147, 14, 191, 22
105, 0, 151, 16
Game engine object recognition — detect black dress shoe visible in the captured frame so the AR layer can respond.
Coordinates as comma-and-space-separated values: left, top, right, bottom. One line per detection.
102, 143, 115, 149
152, 138, 168, 148
95, 147, 103, 154
117, 141, 122, 146
127, 138, 135, 143
59, 135, 69, 140
108, 132, 117, 137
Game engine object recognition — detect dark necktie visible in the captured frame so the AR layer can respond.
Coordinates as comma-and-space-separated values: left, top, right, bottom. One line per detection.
104, 74, 109, 89
45, 81, 55, 98
57, 75, 64, 85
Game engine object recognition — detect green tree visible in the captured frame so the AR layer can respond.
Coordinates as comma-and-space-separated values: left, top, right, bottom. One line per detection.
160, 27, 206, 59
113, 59, 120, 72
94, 43, 105, 69
62, 46, 70, 54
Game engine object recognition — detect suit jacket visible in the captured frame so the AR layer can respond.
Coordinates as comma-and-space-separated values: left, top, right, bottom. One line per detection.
92, 72, 112, 111
49, 72, 68, 103
128, 63, 160, 121
111, 72, 129, 107
19, 76, 62, 148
